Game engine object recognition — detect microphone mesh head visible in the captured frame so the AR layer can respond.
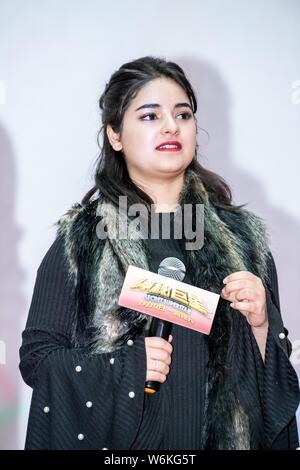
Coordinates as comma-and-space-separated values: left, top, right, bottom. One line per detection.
158, 257, 186, 282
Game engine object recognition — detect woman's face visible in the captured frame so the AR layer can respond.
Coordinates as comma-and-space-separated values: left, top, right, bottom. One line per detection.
107, 77, 197, 182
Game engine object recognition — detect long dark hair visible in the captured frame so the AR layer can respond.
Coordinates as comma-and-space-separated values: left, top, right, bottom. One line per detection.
82, 56, 235, 209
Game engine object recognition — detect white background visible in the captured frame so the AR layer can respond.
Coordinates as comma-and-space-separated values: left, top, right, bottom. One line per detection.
0, 0, 299, 449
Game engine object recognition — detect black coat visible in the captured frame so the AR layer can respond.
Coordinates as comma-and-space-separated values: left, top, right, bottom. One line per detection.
19, 234, 299, 450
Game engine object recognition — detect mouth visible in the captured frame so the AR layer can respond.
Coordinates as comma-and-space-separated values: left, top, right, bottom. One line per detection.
155, 141, 182, 152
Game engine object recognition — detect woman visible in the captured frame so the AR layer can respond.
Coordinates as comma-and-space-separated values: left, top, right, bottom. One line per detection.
20, 56, 299, 450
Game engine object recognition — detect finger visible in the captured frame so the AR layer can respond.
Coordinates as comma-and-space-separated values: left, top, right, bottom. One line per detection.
145, 336, 173, 354
146, 370, 168, 383
223, 271, 259, 284
230, 300, 257, 313
149, 359, 170, 375
146, 348, 172, 366
234, 288, 257, 302
229, 301, 267, 327
222, 288, 257, 304
222, 279, 256, 296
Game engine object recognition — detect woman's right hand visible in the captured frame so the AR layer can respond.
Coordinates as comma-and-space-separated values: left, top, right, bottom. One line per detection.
145, 335, 173, 383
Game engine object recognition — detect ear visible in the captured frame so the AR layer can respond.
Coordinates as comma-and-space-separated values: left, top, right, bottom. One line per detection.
106, 125, 123, 152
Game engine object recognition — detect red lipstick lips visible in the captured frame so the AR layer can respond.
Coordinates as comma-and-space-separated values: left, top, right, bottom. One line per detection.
156, 141, 182, 151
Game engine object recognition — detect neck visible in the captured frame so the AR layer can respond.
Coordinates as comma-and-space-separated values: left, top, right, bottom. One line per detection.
131, 172, 185, 212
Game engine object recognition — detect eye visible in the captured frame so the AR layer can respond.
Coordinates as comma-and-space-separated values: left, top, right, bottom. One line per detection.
177, 112, 193, 120
140, 113, 158, 121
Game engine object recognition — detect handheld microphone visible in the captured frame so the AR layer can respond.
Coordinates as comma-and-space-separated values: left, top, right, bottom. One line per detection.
144, 257, 186, 394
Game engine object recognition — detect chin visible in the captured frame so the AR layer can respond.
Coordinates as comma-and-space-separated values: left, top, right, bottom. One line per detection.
158, 161, 191, 174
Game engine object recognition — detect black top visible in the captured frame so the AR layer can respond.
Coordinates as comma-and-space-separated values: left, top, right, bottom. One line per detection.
132, 214, 208, 449
19, 213, 300, 449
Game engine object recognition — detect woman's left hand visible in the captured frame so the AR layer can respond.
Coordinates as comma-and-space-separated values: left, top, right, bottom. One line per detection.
221, 271, 268, 328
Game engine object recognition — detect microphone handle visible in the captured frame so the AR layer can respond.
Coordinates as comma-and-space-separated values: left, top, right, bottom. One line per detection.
144, 318, 172, 394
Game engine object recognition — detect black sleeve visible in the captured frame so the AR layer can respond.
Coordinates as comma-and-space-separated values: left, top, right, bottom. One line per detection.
19, 236, 147, 450
258, 252, 299, 449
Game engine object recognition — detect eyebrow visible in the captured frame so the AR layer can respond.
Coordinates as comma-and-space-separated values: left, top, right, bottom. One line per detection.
135, 102, 192, 112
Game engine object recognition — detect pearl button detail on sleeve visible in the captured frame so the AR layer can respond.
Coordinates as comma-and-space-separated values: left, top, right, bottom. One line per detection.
109, 358, 115, 365
75, 365, 82, 372
78, 434, 84, 440
128, 391, 135, 398
43, 406, 50, 413
86, 401, 93, 408
127, 339, 134, 346
279, 332, 286, 339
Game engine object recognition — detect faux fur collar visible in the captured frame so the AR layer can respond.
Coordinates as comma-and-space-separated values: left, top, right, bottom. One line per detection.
57, 169, 270, 449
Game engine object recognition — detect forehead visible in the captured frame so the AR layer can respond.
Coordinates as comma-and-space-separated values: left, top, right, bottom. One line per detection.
130, 77, 190, 108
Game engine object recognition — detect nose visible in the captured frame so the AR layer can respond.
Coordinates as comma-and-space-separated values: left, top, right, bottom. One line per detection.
160, 115, 179, 135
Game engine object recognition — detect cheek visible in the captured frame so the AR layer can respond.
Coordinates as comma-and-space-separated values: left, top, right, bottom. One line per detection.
184, 121, 197, 139
124, 129, 154, 156
186, 128, 197, 151
191, 122, 197, 140
121, 132, 150, 165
